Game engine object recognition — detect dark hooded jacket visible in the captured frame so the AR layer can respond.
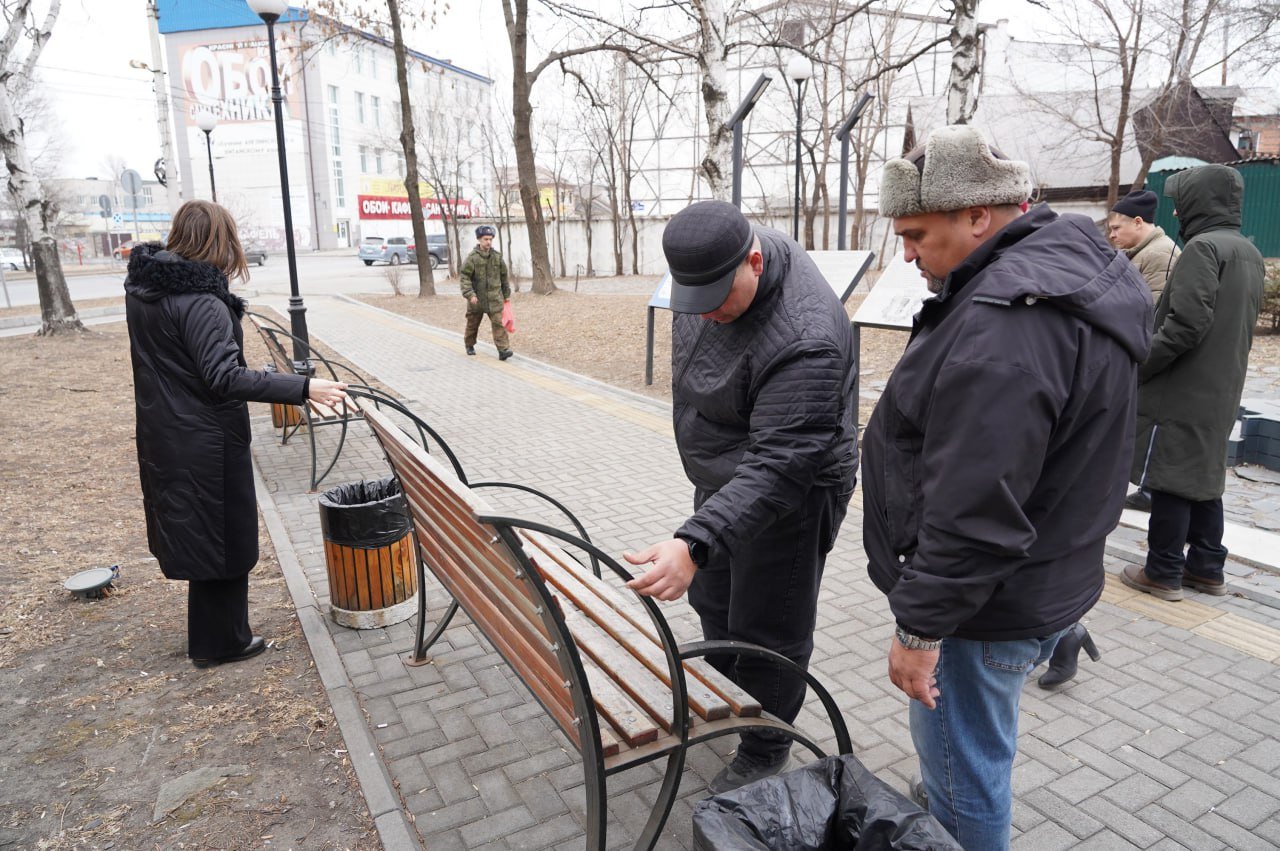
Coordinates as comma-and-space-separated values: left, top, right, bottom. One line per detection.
672, 227, 858, 562
862, 206, 1153, 641
125, 243, 307, 581
1131, 165, 1265, 501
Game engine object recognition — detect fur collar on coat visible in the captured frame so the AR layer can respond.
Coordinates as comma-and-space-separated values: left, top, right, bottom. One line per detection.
125, 242, 245, 318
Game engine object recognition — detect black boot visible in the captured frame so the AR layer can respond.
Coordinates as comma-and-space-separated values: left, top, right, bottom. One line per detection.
1037, 623, 1100, 689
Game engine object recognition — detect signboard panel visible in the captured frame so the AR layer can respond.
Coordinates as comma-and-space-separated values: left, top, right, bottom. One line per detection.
851, 253, 933, 330
808, 250, 875, 303
357, 194, 473, 221
648, 271, 673, 309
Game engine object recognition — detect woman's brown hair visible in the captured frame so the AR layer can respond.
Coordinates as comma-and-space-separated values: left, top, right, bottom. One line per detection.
165, 200, 249, 283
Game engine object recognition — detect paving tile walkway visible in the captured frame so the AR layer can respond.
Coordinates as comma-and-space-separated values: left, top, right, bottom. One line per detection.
251, 295, 1280, 850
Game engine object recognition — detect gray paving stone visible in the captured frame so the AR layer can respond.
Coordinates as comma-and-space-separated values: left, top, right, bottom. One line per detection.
1196, 811, 1276, 850
460, 805, 537, 847
1080, 797, 1165, 848
1158, 778, 1228, 821
1135, 805, 1226, 851
1211, 785, 1280, 830
1050, 765, 1116, 805
1021, 787, 1106, 840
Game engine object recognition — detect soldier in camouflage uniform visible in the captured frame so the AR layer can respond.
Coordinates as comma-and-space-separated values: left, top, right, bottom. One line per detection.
460, 225, 513, 360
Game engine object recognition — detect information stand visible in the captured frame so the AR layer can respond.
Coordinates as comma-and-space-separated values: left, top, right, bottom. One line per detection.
849, 253, 933, 416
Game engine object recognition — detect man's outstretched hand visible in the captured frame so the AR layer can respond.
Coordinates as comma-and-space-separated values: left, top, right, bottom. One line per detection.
624, 539, 697, 601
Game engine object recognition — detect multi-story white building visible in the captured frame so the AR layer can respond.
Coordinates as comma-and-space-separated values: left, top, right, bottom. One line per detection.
158, 1, 493, 251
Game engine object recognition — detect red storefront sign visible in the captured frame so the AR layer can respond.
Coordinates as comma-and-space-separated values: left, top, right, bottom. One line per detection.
358, 195, 473, 220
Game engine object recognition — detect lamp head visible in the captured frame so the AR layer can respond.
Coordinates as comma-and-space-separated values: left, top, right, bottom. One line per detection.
785, 54, 813, 82
196, 111, 218, 133
128, 59, 150, 71
247, 0, 289, 20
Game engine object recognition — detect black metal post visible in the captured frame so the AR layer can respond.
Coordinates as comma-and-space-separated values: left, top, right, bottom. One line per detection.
262, 14, 309, 366
793, 79, 803, 242
836, 93, 874, 251
727, 74, 771, 211
202, 130, 218, 203
732, 122, 743, 209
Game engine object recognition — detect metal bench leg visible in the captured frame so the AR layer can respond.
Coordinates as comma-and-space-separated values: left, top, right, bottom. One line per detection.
312, 415, 350, 491
633, 749, 686, 851
583, 739, 608, 851
405, 552, 460, 666
306, 411, 320, 492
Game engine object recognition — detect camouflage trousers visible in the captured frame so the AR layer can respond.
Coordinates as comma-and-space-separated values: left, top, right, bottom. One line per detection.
463, 307, 510, 351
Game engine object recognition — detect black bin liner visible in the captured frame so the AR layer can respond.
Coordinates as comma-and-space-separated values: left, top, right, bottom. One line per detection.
318, 477, 411, 548
692, 754, 962, 851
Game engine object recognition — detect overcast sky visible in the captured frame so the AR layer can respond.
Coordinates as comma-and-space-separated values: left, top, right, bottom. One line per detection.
30, 0, 1149, 180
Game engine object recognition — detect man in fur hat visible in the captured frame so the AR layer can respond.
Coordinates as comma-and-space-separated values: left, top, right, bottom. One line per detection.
862, 125, 1153, 849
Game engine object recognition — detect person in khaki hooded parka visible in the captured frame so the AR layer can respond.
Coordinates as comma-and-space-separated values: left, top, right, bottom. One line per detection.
460, 225, 513, 360
1123, 165, 1265, 603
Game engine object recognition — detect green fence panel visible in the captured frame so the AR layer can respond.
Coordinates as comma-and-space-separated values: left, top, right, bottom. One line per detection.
1147, 161, 1280, 258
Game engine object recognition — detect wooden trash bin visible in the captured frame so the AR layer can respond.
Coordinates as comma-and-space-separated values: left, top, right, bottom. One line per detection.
318, 477, 417, 629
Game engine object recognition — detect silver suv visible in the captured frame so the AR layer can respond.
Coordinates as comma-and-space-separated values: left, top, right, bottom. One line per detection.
358, 236, 414, 266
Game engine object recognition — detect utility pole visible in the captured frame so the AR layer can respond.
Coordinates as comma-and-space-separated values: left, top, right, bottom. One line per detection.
145, 0, 181, 214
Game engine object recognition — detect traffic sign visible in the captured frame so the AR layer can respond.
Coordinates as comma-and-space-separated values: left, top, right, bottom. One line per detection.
120, 169, 143, 195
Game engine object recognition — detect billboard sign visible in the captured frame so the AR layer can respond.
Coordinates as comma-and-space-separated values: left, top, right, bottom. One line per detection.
179, 36, 301, 125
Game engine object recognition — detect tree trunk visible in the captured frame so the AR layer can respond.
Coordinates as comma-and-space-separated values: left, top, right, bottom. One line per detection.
502, 0, 556, 294
946, 0, 981, 125
387, 0, 435, 296
1, 0, 78, 334
696, 0, 732, 200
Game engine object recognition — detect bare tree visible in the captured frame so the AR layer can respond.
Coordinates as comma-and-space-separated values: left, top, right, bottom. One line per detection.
946, 0, 981, 124
0, 0, 79, 335
311, 0, 440, 295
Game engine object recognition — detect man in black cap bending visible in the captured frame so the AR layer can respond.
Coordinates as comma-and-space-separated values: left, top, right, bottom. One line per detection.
624, 199, 858, 793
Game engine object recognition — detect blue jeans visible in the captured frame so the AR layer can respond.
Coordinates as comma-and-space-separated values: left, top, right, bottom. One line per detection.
910, 632, 1064, 851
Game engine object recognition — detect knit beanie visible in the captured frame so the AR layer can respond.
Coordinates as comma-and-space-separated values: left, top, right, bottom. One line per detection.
1111, 190, 1157, 222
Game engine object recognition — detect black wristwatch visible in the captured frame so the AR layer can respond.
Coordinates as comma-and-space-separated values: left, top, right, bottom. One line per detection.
677, 535, 708, 567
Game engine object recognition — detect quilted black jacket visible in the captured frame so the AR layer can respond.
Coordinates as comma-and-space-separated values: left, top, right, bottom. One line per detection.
672, 227, 858, 563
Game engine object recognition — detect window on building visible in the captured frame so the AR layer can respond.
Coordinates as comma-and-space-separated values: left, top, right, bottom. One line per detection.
355, 92, 366, 124
328, 85, 342, 157
375, 148, 384, 174
333, 159, 346, 207
371, 95, 381, 128
780, 20, 806, 47
354, 46, 363, 74
360, 145, 369, 172
370, 56, 378, 80
143, 186, 154, 206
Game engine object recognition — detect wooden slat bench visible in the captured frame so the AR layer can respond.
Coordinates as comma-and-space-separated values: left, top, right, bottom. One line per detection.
245, 310, 368, 491
359, 402, 853, 850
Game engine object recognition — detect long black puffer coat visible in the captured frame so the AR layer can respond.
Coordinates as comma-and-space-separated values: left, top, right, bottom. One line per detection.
125, 244, 307, 581
671, 227, 859, 563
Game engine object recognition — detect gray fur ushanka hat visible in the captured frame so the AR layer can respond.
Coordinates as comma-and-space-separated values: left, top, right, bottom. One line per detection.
879, 125, 1032, 217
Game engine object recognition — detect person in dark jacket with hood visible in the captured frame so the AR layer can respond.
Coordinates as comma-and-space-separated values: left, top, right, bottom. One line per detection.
624, 200, 858, 794
126, 200, 348, 669
865, 126, 1152, 850
1122, 165, 1265, 602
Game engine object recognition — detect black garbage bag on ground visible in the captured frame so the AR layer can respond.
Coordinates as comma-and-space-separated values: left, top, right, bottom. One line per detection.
692, 754, 962, 851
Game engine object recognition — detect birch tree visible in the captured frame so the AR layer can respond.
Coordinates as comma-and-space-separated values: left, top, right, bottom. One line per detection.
946, 0, 982, 124
0, 0, 79, 335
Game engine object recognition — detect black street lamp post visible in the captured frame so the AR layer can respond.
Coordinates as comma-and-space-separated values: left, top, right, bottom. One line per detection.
835, 93, 874, 251
248, 0, 309, 367
785, 55, 813, 243
196, 111, 218, 203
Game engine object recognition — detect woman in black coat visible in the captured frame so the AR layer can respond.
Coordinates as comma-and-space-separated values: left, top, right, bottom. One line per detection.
126, 200, 347, 668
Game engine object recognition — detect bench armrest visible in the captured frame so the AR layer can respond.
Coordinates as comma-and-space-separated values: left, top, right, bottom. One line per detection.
678, 639, 852, 756
470, 482, 600, 578
245, 310, 370, 386
479, 515, 693, 745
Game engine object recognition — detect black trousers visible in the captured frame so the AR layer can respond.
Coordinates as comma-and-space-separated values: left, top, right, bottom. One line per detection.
1144, 489, 1228, 586
687, 484, 849, 762
187, 574, 252, 659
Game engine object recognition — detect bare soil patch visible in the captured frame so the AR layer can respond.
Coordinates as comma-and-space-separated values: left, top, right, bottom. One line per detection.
0, 325, 377, 850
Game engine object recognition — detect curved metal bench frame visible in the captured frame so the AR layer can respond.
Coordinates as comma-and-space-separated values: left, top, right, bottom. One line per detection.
357, 396, 854, 850
246, 310, 370, 490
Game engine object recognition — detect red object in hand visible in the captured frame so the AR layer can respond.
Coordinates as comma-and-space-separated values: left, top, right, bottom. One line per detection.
502, 300, 515, 334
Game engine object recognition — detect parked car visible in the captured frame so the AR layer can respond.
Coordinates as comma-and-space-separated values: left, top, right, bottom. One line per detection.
358, 236, 415, 266
424, 233, 449, 270
244, 243, 268, 266
0, 247, 24, 271
112, 240, 136, 261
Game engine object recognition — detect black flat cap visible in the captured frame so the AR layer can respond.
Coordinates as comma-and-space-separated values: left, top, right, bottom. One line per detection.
1112, 189, 1157, 222
662, 200, 754, 314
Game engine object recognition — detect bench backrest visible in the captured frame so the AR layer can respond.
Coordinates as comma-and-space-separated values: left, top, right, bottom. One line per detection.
246, 314, 297, 375
363, 408, 583, 743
